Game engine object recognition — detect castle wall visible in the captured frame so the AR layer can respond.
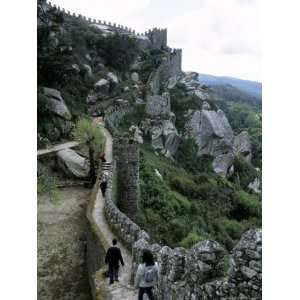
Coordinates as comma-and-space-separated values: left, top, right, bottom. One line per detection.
45, 0, 139, 35
147, 49, 182, 95
146, 28, 167, 49
104, 102, 132, 136
113, 137, 140, 221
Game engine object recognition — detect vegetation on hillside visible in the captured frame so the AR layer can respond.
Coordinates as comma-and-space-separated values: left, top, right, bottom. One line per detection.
37, 1, 139, 144
116, 81, 262, 251
137, 144, 261, 250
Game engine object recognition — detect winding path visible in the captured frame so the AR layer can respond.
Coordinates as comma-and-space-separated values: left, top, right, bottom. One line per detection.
92, 122, 138, 299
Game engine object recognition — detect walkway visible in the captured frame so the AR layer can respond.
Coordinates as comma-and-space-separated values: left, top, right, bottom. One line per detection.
37, 141, 80, 157
92, 123, 138, 299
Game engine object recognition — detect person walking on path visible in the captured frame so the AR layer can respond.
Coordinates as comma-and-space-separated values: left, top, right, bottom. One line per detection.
134, 249, 159, 300
100, 172, 108, 196
105, 238, 125, 284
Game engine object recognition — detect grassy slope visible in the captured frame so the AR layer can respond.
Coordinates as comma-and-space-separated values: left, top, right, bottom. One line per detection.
137, 143, 261, 250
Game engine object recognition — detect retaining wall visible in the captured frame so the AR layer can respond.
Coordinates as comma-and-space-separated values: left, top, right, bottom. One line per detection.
86, 165, 110, 300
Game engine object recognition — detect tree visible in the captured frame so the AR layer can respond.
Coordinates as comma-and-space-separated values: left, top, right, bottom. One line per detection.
73, 118, 105, 186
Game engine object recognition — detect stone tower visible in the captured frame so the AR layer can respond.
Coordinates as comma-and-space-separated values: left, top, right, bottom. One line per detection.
146, 28, 167, 49
113, 137, 139, 221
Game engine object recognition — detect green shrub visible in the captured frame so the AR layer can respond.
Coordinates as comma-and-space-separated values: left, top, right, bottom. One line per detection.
179, 232, 205, 248
96, 33, 139, 73
118, 104, 146, 132
229, 155, 258, 189
220, 218, 245, 240
169, 174, 199, 199
166, 191, 191, 215
176, 139, 215, 175
194, 173, 210, 184
196, 154, 215, 173
223, 254, 231, 277
37, 175, 61, 204
231, 190, 261, 220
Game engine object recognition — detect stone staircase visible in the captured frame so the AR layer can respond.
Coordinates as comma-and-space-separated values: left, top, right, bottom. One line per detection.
101, 162, 112, 173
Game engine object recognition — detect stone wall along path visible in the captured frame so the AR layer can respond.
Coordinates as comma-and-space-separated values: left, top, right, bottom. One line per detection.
92, 122, 138, 299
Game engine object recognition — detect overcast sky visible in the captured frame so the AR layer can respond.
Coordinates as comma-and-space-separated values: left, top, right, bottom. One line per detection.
50, 0, 261, 82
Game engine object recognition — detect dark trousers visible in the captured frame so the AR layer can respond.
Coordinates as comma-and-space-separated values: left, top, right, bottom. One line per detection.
138, 287, 154, 300
100, 182, 107, 196
108, 264, 119, 284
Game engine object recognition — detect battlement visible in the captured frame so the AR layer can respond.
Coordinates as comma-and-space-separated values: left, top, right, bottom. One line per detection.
45, 0, 138, 35
145, 27, 168, 49
42, 1, 173, 50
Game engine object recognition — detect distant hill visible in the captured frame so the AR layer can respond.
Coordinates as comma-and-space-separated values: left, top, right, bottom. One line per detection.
198, 74, 262, 99
207, 84, 262, 109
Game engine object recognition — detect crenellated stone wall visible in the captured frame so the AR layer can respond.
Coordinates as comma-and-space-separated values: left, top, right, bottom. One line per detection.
44, 0, 137, 35
145, 28, 167, 49
43, 0, 172, 44
113, 137, 140, 221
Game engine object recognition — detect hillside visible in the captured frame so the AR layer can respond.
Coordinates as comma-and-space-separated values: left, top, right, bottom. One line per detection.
38, 0, 261, 249
199, 73, 262, 99
37, 1, 262, 299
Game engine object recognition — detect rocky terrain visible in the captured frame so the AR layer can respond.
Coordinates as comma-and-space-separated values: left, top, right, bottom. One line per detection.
37, 0, 262, 298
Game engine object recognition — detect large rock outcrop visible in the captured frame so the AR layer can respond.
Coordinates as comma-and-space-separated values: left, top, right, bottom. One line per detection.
129, 125, 143, 144
42, 87, 72, 120
185, 109, 234, 157
56, 149, 90, 179
94, 78, 110, 94
234, 131, 252, 162
162, 120, 182, 156
248, 177, 261, 194
145, 92, 171, 116
212, 153, 235, 177
179, 72, 209, 100
149, 120, 181, 157
144, 90, 181, 156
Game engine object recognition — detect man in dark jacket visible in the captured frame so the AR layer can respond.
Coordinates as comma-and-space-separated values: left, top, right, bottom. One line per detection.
105, 238, 124, 284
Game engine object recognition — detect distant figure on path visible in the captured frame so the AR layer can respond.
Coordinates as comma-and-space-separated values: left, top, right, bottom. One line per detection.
100, 172, 108, 196
135, 250, 159, 300
105, 238, 124, 284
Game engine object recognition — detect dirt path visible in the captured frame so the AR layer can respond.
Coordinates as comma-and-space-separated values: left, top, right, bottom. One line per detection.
37, 141, 80, 156
38, 187, 92, 300
93, 124, 138, 299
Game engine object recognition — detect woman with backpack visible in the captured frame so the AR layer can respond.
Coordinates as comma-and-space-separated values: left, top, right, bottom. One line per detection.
134, 249, 159, 300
